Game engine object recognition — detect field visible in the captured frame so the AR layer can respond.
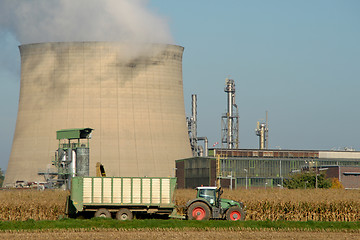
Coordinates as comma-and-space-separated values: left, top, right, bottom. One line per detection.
0, 219, 360, 239
0, 188, 359, 221
1, 229, 360, 240
1, 189, 359, 239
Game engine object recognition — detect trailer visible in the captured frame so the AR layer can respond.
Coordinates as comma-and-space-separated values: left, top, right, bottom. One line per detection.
66, 176, 246, 221
66, 176, 178, 220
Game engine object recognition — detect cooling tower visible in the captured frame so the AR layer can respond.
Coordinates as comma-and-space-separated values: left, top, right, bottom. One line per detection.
4, 42, 192, 186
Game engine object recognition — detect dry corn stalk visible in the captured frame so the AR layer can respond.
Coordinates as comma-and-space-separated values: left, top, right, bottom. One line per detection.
0, 188, 359, 221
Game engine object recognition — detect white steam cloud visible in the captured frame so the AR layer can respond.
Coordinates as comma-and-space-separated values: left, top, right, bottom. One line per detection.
0, 0, 173, 44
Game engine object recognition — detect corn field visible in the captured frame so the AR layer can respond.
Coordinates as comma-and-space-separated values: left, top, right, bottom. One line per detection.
0, 190, 67, 221
0, 189, 359, 221
175, 188, 360, 222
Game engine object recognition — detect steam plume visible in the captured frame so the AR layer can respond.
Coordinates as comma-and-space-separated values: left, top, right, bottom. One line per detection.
0, 0, 173, 44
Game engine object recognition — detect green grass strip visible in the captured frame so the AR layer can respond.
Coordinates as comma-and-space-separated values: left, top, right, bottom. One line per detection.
0, 219, 359, 231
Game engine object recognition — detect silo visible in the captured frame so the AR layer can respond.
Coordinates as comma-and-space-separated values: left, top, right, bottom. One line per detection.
4, 42, 192, 186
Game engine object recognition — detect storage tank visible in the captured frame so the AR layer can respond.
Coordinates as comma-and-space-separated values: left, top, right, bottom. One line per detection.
4, 42, 192, 186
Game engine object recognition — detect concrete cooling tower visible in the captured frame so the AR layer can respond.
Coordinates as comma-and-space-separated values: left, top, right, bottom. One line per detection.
4, 42, 192, 186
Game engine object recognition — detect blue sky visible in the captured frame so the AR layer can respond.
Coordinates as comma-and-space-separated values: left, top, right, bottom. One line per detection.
1, 1, 360, 170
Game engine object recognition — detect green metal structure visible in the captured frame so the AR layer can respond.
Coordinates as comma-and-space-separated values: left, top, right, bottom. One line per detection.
38, 128, 94, 189
56, 128, 93, 148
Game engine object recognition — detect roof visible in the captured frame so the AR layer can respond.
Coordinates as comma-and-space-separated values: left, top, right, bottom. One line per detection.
196, 186, 217, 190
207, 148, 360, 159
56, 128, 94, 140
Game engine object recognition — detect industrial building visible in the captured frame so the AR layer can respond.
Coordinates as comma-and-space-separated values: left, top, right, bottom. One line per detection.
4, 42, 192, 186
176, 149, 360, 189
180, 77, 360, 190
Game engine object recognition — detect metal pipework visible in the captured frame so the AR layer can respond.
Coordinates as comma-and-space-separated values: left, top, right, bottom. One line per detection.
197, 137, 208, 157
225, 79, 235, 148
192, 94, 197, 138
222, 78, 239, 149
256, 122, 266, 149
71, 149, 76, 178
266, 111, 269, 149
187, 94, 198, 156
187, 94, 209, 156
255, 111, 269, 150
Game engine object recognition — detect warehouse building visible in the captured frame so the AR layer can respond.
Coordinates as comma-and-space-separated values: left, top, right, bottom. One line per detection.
176, 148, 360, 189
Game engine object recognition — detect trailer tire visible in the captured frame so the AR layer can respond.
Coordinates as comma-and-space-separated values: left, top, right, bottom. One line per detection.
187, 202, 211, 220
94, 208, 111, 218
116, 208, 133, 221
226, 206, 245, 221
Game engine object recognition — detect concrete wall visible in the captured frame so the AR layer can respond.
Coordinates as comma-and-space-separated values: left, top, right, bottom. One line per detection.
340, 166, 360, 189
4, 42, 192, 186
319, 151, 360, 159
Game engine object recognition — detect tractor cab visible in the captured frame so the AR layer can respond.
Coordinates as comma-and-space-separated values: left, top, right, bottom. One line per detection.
196, 186, 223, 207
197, 187, 217, 205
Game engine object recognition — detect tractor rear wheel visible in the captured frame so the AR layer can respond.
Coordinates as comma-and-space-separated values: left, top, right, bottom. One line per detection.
226, 206, 245, 221
116, 208, 133, 221
187, 202, 211, 220
94, 208, 111, 218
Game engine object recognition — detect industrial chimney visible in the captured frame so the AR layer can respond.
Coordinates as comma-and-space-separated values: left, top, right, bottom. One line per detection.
4, 42, 192, 186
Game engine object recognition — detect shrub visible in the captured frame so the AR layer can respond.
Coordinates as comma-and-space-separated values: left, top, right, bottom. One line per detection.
284, 171, 332, 189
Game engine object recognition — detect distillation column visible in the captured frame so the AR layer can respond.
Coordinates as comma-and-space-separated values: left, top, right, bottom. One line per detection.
187, 94, 208, 156
255, 111, 269, 149
221, 78, 239, 149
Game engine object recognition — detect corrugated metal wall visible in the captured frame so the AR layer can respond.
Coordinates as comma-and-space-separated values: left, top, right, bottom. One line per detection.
176, 150, 360, 188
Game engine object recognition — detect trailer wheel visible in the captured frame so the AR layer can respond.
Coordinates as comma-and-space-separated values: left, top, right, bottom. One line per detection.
116, 208, 133, 221
94, 208, 111, 218
187, 202, 211, 220
226, 206, 245, 221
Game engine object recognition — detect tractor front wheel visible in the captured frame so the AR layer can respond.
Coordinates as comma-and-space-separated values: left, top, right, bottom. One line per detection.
187, 202, 211, 220
226, 206, 245, 221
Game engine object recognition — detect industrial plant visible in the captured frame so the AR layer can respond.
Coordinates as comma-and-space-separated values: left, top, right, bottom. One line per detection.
3, 42, 360, 189
177, 78, 360, 190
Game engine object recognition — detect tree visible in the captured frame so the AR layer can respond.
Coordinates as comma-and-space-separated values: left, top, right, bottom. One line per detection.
0, 168, 4, 187
284, 171, 332, 189
331, 178, 344, 189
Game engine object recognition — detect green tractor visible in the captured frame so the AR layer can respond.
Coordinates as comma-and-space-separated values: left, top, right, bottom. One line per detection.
186, 186, 246, 221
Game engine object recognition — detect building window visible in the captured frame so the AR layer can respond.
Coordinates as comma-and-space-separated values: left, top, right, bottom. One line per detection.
250, 160, 255, 169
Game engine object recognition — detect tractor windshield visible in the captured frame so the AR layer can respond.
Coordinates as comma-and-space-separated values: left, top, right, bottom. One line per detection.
198, 189, 216, 205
